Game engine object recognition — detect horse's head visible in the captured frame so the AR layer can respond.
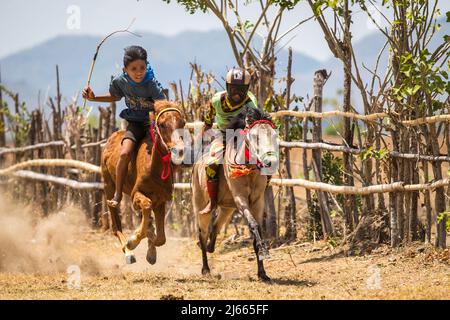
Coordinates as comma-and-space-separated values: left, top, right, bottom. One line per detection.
227, 106, 279, 174
152, 101, 186, 162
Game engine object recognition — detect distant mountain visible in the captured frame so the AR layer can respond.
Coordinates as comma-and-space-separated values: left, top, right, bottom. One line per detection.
0, 20, 448, 114
0, 30, 320, 111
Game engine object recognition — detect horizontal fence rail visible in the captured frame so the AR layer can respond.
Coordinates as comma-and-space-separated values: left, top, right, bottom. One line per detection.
3, 139, 449, 162
0, 140, 108, 156
12, 170, 104, 190
279, 141, 450, 162
269, 110, 450, 126
0, 159, 101, 175
1, 160, 448, 195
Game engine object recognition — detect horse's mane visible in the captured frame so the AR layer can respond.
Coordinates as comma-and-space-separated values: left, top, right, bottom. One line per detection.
226, 106, 273, 130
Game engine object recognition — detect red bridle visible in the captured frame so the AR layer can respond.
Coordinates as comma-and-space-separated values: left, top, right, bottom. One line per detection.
248, 119, 276, 130
149, 108, 182, 180
242, 119, 276, 168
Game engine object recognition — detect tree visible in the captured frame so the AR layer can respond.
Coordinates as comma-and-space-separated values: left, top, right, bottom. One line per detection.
290, 0, 449, 248
162, 0, 312, 104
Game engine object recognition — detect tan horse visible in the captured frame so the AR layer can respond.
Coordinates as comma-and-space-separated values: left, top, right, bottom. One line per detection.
192, 107, 279, 282
101, 100, 185, 264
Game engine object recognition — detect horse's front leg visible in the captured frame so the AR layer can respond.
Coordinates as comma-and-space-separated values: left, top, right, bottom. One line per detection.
252, 224, 271, 282
127, 191, 152, 250
234, 196, 271, 282
146, 214, 157, 265
153, 202, 166, 247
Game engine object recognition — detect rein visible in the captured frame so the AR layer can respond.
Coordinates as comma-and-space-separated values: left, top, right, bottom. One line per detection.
232, 119, 277, 169
149, 107, 182, 180
248, 119, 276, 130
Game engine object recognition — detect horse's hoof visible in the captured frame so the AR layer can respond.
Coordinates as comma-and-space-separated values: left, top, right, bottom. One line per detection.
258, 273, 272, 283
146, 245, 157, 265
206, 242, 215, 253
202, 267, 210, 276
125, 254, 136, 264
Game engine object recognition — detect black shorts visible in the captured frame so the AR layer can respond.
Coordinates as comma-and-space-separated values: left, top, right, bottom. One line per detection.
121, 121, 150, 145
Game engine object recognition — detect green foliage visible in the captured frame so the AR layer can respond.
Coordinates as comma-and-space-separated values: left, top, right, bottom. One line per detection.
360, 146, 389, 161
262, 94, 282, 131
272, 0, 302, 10
437, 211, 450, 233
288, 98, 304, 141
307, 193, 323, 240
322, 151, 344, 186
308, 151, 346, 240
287, 118, 303, 141
327, 237, 338, 247
322, 151, 345, 206
162, 0, 304, 14
0, 84, 31, 147
236, 20, 254, 32
309, 0, 347, 16
161, 0, 208, 14
87, 114, 99, 128
262, 93, 304, 140
391, 49, 449, 111
324, 121, 343, 136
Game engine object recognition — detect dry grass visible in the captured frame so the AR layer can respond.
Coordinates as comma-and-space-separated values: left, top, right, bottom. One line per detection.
0, 193, 448, 300
0, 228, 448, 300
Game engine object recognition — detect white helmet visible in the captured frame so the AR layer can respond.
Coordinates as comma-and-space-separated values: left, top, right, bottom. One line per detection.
226, 67, 251, 86
226, 67, 251, 105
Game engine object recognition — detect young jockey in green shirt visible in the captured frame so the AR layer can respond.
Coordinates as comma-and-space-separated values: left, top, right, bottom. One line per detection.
200, 67, 258, 215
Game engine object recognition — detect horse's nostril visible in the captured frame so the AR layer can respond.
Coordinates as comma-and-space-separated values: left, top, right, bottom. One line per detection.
171, 147, 185, 165
171, 147, 184, 157
263, 156, 279, 169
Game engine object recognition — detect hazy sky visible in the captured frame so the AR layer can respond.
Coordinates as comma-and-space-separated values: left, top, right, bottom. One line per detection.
1, 0, 449, 61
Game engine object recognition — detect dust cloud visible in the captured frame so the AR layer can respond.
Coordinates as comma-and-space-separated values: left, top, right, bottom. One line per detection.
0, 194, 105, 275
0, 194, 199, 276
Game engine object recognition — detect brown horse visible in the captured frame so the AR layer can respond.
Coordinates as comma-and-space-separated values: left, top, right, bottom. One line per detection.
101, 100, 185, 264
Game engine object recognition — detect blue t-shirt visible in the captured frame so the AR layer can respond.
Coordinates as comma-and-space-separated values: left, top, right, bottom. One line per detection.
109, 64, 166, 123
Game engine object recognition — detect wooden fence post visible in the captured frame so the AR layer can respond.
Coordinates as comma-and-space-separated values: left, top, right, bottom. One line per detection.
283, 47, 297, 240
311, 70, 334, 237
0, 67, 5, 148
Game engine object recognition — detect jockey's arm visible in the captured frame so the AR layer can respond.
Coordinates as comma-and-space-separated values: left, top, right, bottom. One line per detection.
82, 86, 121, 103
89, 94, 122, 103
195, 102, 214, 141
203, 102, 216, 133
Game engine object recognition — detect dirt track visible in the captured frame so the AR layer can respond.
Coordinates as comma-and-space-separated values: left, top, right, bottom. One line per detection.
1, 213, 449, 299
